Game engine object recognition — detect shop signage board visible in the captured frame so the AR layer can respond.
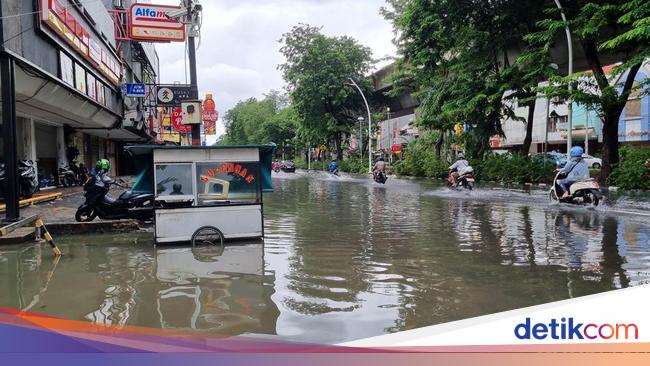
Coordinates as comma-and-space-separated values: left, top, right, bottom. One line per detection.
41, 0, 122, 86
130, 4, 186, 42
59, 51, 74, 86
156, 85, 193, 106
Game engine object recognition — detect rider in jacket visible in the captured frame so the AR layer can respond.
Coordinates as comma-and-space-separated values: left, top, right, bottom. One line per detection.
558, 146, 590, 198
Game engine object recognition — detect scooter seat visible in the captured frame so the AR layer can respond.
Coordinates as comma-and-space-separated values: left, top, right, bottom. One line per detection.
119, 191, 138, 201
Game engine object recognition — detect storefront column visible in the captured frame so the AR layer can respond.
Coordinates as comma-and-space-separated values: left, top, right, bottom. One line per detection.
22, 118, 37, 162
56, 126, 67, 168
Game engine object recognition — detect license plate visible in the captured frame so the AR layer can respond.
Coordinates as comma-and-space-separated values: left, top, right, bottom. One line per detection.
466, 178, 475, 182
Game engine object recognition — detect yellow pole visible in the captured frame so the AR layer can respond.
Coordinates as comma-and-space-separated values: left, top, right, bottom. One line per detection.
35, 219, 62, 257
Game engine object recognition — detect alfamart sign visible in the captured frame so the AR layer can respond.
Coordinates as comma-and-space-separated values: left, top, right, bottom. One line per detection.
130, 4, 186, 42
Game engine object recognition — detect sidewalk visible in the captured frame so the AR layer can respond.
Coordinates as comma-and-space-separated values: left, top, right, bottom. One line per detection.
4, 183, 144, 235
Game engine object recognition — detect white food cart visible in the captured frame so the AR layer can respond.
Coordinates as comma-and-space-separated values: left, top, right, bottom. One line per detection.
125, 145, 275, 244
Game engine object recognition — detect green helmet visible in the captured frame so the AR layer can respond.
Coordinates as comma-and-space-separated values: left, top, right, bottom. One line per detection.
96, 158, 110, 172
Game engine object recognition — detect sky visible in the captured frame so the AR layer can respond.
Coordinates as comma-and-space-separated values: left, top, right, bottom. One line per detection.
152, 0, 397, 142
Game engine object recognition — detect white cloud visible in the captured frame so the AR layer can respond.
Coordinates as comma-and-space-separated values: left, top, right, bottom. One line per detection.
151, 0, 396, 141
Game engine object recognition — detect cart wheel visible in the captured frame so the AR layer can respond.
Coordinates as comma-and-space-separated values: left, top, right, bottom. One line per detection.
191, 226, 224, 247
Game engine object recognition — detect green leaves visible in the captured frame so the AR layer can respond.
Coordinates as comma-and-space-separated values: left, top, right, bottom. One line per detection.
386, 0, 548, 155
220, 92, 299, 151
278, 24, 375, 157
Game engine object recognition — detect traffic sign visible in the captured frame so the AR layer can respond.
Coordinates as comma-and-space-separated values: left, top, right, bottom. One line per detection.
123, 83, 145, 97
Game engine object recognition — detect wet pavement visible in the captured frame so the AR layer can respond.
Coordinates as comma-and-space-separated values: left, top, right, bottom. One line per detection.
0, 171, 649, 344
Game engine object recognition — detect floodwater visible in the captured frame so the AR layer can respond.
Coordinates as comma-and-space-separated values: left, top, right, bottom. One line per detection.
1, 171, 649, 344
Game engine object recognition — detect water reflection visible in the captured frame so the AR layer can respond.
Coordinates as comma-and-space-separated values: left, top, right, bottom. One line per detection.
265, 175, 650, 342
0, 174, 649, 344
0, 238, 278, 336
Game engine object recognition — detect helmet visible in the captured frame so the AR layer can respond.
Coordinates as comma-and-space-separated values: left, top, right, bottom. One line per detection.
457, 152, 465, 159
96, 158, 110, 172
570, 146, 584, 158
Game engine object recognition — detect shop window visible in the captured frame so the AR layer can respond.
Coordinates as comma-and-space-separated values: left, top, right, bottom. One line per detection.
155, 163, 194, 202
195, 162, 260, 206
626, 82, 642, 120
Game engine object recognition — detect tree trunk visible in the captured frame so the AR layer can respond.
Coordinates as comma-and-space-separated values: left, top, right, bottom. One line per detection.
434, 131, 444, 159
600, 106, 624, 184
335, 132, 343, 161
521, 99, 536, 155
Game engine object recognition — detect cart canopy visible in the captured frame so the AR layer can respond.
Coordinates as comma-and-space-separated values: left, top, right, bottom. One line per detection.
124, 144, 276, 194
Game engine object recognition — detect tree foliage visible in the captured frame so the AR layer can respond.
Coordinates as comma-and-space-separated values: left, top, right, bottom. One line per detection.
385, 0, 549, 158
523, 0, 648, 181
220, 91, 299, 157
279, 24, 375, 159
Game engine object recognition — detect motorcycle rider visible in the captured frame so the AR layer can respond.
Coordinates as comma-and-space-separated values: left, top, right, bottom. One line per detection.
328, 159, 339, 175
448, 153, 469, 187
85, 159, 113, 205
557, 146, 590, 199
373, 157, 387, 181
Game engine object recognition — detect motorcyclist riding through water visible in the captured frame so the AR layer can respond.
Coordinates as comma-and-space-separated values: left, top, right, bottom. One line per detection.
373, 157, 387, 182
448, 153, 469, 187
557, 146, 590, 198
328, 160, 339, 175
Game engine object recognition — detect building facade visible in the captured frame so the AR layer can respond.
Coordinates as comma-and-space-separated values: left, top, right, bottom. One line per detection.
371, 64, 420, 159
496, 61, 650, 154
0, 0, 157, 186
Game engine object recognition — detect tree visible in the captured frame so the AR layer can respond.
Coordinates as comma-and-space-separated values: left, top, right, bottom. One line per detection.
525, 0, 649, 181
220, 92, 299, 158
385, 0, 549, 159
279, 24, 375, 160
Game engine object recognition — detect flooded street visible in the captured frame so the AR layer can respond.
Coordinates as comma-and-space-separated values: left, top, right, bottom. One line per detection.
1, 171, 650, 344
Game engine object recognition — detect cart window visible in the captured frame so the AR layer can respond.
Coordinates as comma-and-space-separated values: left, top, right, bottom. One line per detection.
196, 162, 260, 206
155, 163, 194, 202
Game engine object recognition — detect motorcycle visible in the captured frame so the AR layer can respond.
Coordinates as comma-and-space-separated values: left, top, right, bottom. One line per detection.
373, 170, 387, 184
549, 171, 602, 207
448, 166, 475, 191
75, 177, 154, 222
0, 160, 39, 199
58, 164, 78, 187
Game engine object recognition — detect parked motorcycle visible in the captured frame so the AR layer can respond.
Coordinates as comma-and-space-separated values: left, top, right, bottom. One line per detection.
549, 171, 602, 207
75, 178, 154, 222
0, 160, 39, 199
448, 166, 475, 191
58, 164, 77, 187
373, 170, 387, 184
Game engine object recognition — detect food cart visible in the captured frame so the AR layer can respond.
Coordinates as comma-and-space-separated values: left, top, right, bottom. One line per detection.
125, 145, 275, 245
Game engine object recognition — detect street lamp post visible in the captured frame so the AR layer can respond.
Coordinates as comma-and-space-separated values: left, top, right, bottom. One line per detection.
554, 0, 574, 159
358, 116, 364, 159
347, 78, 372, 173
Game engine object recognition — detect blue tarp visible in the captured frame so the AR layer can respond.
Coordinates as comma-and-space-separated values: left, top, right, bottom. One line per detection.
124, 144, 276, 194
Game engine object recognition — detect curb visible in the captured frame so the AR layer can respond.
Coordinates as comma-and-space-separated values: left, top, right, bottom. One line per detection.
46, 220, 150, 236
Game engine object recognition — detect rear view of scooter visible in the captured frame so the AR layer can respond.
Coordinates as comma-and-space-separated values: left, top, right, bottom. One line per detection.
549, 171, 602, 207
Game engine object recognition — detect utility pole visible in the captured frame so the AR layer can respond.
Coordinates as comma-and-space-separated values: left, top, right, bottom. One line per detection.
1, 4, 20, 222
186, 0, 200, 146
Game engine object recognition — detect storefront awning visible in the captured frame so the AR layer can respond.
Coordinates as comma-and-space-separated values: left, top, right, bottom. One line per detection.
80, 128, 150, 142
9, 58, 120, 129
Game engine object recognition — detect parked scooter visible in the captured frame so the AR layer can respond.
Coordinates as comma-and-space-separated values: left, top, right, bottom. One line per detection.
75, 178, 154, 222
448, 166, 475, 191
58, 164, 77, 187
549, 171, 602, 207
0, 160, 39, 199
